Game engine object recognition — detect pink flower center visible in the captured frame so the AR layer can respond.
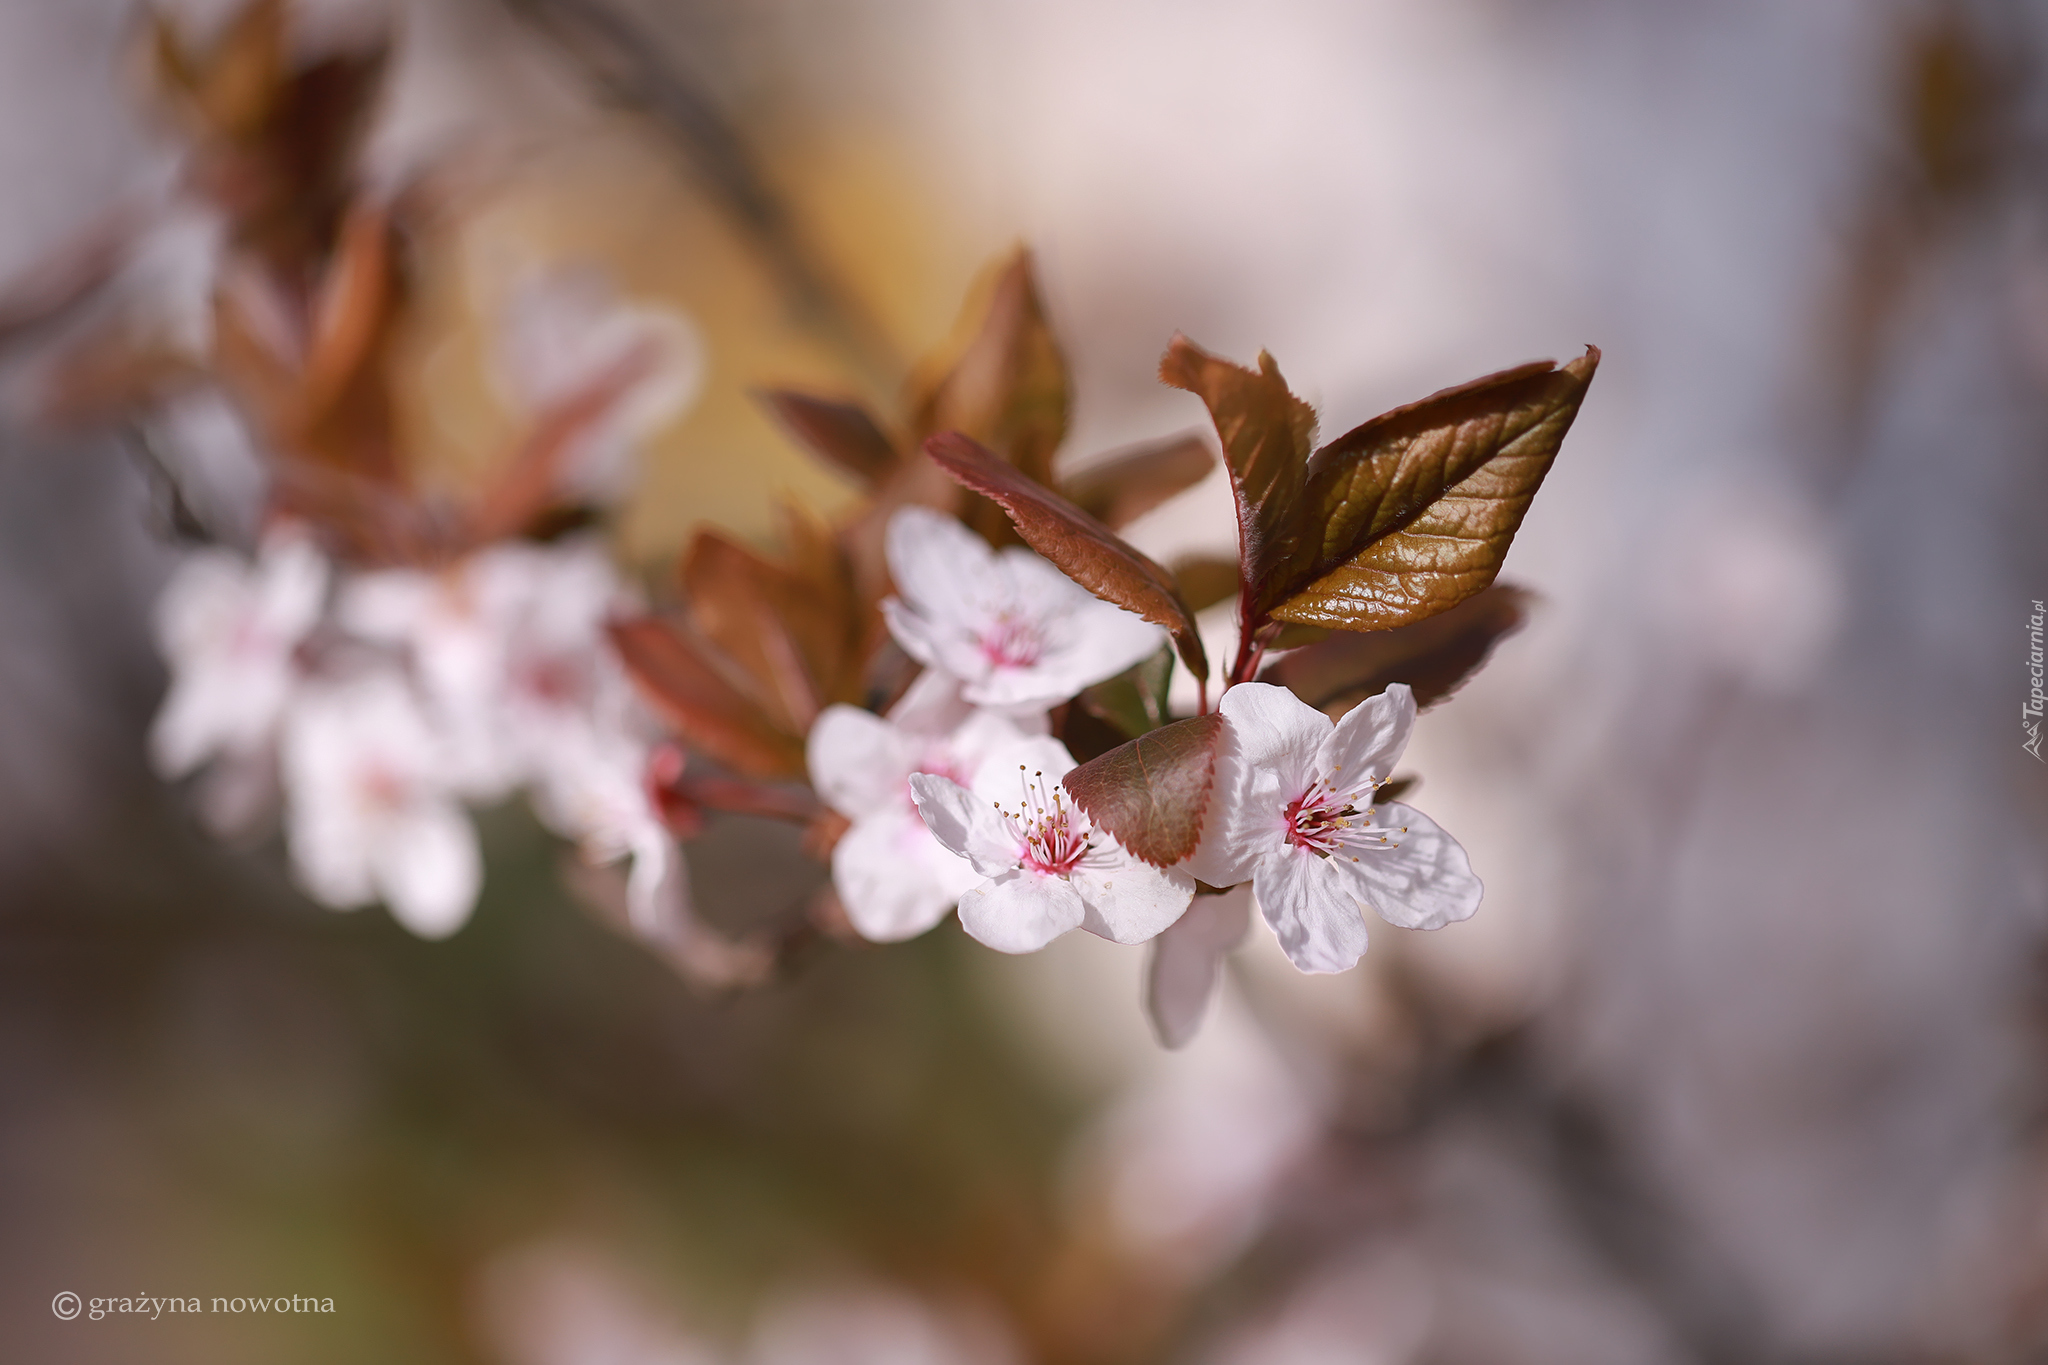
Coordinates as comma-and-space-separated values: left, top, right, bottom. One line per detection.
1283, 771, 1399, 859
977, 612, 1045, 669
994, 765, 1092, 876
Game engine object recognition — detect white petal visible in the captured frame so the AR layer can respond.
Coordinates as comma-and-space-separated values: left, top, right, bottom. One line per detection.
624, 828, 686, 936
285, 797, 376, 910
1184, 682, 1327, 886
1317, 682, 1416, 794
884, 666, 973, 734
1071, 845, 1195, 945
880, 596, 946, 671
832, 808, 977, 942
966, 734, 1079, 793
957, 868, 1086, 953
807, 704, 915, 817
1144, 885, 1253, 1048
908, 773, 1017, 876
885, 505, 1004, 629
374, 800, 483, 939
1253, 845, 1374, 974
1336, 800, 1483, 931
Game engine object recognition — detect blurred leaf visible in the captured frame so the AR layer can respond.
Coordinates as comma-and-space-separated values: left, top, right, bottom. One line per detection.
757, 389, 901, 487
1078, 645, 1175, 741
1262, 583, 1533, 715
466, 346, 659, 546
925, 431, 1209, 683
1170, 556, 1240, 614
681, 518, 865, 734
300, 203, 397, 421
1062, 713, 1224, 868
909, 248, 1069, 485
153, 0, 285, 136
1277, 349, 1597, 630
609, 618, 808, 779
1158, 336, 1318, 619
1061, 432, 1214, 530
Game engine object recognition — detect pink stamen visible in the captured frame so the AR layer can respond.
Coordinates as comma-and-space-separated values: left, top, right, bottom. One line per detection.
994, 766, 1091, 876
977, 613, 1045, 669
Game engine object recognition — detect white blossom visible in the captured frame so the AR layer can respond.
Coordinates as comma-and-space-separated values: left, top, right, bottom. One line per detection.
807, 671, 1044, 942
881, 505, 1164, 710
150, 524, 328, 779
1185, 682, 1481, 974
491, 266, 705, 504
279, 670, 482, 939
909, 734, 1193, 954
1144, 884, 1253, 1049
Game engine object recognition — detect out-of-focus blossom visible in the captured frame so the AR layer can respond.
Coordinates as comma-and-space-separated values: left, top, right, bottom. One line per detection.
881, 506, 1163, 710
279, 670, 482, 939
910, 733, 1192, 953
750, 1282, 1021, 1365
806, 671, 1044, 942
339, 537, 637, 800
149, 523, 328, 779
1089, 989, 1322, 1283
1187, 683, 1479, 975
472, 1240, 727, 1365
492, 266, 705, 504
531, 723, 680, 935
1144, 884, 1252, 1048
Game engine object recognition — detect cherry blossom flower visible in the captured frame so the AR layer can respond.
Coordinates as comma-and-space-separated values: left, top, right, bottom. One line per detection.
490, 266, 704, 504
1144, 885, 1253, 1048
1186, 682, 1481, 975
807, 671, 1044, 942
149, 524, 328, 779
909, 734, 1193, 953
338, 538, 639, 800
279, 670, 482, 939
530, 722, 682, 935
881, 506, 1165, 710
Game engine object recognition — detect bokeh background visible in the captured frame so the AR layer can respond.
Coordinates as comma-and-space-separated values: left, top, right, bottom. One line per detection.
4, 0, 2047, 1362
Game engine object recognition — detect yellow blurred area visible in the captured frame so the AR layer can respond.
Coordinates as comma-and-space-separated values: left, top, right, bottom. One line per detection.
398, 111, 982, 567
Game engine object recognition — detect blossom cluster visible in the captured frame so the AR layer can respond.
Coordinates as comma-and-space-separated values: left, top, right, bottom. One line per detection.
808, 504, 1483, 1044
153, 526, 677, 941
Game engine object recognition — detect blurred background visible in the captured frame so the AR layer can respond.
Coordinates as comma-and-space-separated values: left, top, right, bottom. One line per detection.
3, 0, 2047, 1361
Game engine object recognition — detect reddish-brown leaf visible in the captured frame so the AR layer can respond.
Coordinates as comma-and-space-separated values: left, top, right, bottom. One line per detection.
757, 389, 900, 487
1158, 336, 1317, 620
1062, 432, 1215, 530
1170, 556, 1241, 614
1277, 349, 1598, 630
608, 618, 808, 779
926, 431, 1209, 684
1261, 584, 1533, 715
1062, 713, 1224, 868
908, 248, 1070, 487
465, 345, 655, 547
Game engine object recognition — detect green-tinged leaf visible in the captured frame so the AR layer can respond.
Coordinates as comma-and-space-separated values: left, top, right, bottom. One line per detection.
1062, 713, 1224, 868
758, 389, 900, 486
1078, 645, 1174, 741
1275, 348, 1598, 630
909, 248, 1069, 488
1158, 335, 1317, 618
1261, 583, 1533, 715
608, 618, 807, 779
925, 432, 1209, 683
1171, 556, 1241, 614
1062, 432, 1215, 530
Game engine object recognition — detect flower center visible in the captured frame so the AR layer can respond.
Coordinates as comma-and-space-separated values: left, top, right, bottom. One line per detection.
993, 765, 1092, 876
977, 612, 1045, 669
1283, 771, 1401, 859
